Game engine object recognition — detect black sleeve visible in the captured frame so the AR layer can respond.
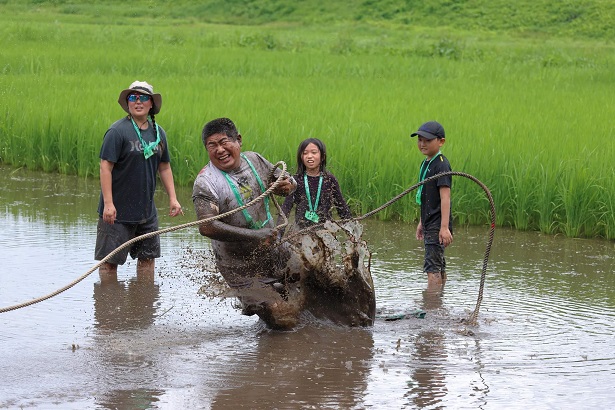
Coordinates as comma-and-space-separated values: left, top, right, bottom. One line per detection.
330, 174, 352, 219
281, 191, 295, 217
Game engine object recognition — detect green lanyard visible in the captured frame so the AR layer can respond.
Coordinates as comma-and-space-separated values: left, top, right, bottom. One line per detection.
304, 173, 323, 223
220, 153, 272, 229
130, 117, 160, 159
416, 152, 441, 205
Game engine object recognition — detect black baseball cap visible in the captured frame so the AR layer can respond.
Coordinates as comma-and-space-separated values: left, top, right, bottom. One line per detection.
410, 121, 445, 139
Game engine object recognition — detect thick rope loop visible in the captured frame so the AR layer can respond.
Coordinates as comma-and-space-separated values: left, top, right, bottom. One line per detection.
1, 168, 494, 327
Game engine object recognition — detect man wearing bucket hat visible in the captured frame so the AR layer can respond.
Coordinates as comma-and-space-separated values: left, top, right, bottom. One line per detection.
95, 80, 183, 283
410, 120, 453, 288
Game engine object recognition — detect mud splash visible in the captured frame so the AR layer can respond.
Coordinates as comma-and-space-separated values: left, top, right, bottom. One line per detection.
196, 220, 376, 330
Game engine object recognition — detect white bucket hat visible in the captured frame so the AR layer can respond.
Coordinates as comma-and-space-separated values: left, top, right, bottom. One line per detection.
118, 80, 162, 114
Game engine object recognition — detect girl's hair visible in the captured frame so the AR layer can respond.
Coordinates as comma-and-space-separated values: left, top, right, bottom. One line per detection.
296, 138, 327, 175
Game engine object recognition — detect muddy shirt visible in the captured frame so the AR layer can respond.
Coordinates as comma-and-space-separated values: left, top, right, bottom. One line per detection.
192, 152, 285, 285
97, 117, 170, 223
281, 172, 352, 228
419, 153, 453, 233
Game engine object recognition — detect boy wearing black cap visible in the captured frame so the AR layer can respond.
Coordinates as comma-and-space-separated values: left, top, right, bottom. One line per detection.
410, 121, 453, 287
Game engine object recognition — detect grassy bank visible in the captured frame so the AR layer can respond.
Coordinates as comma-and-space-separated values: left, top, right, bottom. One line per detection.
1, 2, 614, 239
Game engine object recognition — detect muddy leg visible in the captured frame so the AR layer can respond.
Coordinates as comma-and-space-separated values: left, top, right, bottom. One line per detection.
137, 258, 155, 282
99, 262, 118, 284
424, 271, 445, 310
427, 271, 445, 288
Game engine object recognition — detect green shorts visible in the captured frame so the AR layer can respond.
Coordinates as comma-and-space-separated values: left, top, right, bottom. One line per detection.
94, 217, 160, 265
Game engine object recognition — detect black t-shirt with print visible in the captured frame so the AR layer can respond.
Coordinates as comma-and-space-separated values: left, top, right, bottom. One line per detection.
97, 117, 170, 223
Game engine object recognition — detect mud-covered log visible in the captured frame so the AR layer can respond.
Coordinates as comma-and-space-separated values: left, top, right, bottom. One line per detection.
238, 220, 376, 330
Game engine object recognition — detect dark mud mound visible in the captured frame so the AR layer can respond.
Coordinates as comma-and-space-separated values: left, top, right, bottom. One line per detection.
254, 220, 376, 330
287, 220, 375, 327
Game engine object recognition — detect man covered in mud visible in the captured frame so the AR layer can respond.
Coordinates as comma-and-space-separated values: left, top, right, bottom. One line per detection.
192, 117, 297, 326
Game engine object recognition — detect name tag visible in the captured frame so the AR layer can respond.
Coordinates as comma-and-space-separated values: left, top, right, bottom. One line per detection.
305, 210, 319, 223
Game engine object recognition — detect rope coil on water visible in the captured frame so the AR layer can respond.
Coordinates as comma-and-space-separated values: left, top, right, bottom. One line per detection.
1, 167, 494, 326
363, 171, 495, 326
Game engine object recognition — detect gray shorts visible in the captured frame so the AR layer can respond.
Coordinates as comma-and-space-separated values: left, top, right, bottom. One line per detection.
94, 217, 160, 265
423, 231, 446, 274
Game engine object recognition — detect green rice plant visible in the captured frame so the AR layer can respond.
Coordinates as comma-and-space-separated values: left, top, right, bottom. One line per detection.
536, 162, 563, 235
1, 7, 614, 238
557, 159, 602, 238
596, 176, 615, 240
504, 159, 537, 231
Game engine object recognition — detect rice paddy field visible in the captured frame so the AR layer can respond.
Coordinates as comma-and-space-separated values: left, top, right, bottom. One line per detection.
1, 1, 614, 239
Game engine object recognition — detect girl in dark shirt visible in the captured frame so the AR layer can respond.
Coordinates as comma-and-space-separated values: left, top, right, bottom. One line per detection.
281, 138, 352, 229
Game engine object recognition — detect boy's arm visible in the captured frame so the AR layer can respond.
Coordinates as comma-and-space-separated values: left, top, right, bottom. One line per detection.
439, 186, 453, 247
416, 219, 424, 241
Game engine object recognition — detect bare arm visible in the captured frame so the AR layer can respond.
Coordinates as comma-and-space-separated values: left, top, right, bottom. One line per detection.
100, 159, 116, 224
439, 186, 453, 247
158, 162, 183, 217
416, 218, 424, 241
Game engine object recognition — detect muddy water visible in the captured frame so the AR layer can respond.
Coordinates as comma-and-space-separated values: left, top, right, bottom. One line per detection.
0, 165, 614, 409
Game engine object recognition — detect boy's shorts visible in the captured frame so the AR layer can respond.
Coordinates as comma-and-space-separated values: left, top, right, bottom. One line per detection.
423, 231, 446, 274
95, 217, 161, 265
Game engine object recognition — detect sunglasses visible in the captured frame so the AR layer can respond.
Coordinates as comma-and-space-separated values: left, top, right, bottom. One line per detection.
127, 94, 152, 103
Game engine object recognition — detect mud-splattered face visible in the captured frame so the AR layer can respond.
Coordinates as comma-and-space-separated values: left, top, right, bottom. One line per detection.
204, 133, 242, 171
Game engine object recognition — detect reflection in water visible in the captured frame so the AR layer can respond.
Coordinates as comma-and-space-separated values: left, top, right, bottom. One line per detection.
468, 336, 489, 409
421, 287, 444, 311
406, 288, 448, 408
97, 388, 164, 410
93, 278, 162, 409
408, 329, 447, 408
210, 326, 374, 409
93, 278, 160, 331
